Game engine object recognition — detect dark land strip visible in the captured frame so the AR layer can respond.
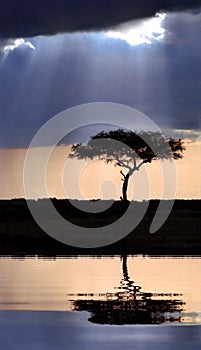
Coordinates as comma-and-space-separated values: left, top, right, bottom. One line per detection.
0, 199, 200, 257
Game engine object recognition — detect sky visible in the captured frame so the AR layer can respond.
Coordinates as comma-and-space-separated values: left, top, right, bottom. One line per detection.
0, 0, 200, 199
1, 142, 200, 200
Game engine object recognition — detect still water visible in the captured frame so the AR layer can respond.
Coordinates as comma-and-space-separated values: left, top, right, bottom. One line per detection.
0, 256, 200, 325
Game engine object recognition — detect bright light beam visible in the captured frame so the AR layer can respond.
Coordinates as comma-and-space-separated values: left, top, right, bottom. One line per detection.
4, 38, 35, 53
106, 12, 167, 46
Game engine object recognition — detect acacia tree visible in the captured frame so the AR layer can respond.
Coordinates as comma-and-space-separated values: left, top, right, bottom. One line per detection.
69, 129, 185, 201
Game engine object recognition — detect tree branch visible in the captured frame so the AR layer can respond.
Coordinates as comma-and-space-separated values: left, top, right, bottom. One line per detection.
120, 170, 126, 180
136, 160, 145, 170
133, 156, 136, 169
116, 157, 132, 171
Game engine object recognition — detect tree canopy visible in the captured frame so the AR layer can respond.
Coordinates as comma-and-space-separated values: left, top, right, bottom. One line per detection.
69, 129, 186, 201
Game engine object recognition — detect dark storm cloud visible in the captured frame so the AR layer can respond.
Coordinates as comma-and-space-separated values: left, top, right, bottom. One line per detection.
0, 0, 201, 38
0, 27, 200, 146
0, 8, 201, 147
163, 9, 201, 44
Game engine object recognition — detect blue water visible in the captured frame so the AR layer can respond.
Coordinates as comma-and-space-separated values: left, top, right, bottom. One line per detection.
0, 310, 201, 350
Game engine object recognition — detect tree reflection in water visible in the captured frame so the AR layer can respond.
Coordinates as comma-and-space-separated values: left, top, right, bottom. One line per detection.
67, 255, 185, 325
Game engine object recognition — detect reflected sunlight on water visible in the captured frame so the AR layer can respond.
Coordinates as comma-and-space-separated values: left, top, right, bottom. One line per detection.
0, 256, 200, 325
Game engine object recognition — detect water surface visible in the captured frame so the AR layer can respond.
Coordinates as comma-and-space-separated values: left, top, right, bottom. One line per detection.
0, 256, 200, 325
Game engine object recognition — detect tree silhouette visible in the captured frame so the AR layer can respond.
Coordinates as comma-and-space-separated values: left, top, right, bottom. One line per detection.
69, 129, 186, 201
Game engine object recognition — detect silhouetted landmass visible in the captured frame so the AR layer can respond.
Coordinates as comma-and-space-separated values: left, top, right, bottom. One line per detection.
0, 199, 200, 256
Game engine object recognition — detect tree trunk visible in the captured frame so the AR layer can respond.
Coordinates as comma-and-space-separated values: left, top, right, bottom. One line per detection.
122, 255, 129, 281
122, 173, 130, 201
